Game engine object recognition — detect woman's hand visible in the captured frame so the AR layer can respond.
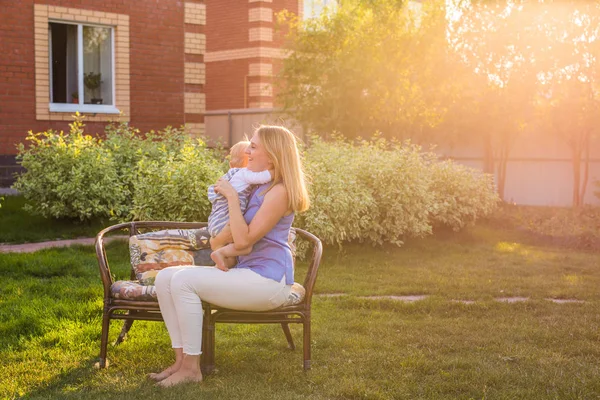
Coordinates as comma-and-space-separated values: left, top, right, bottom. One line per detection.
214, 179, 238, 201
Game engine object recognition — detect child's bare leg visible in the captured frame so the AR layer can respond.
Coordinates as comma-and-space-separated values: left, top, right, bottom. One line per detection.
211, 243, 252, 272
210, 225, 232, 250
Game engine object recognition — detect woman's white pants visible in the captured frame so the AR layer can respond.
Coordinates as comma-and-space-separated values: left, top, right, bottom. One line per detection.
155, 266, 291, 355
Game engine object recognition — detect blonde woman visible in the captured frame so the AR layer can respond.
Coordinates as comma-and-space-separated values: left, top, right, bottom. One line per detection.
152, 125, 310, 387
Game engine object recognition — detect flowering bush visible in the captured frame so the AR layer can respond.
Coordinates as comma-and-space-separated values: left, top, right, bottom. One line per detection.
429, 160, 499, 231
296, 137, 378, 246
295, 136, 499, 246
129, 140, 225, 222
102, 121, 192, 213
13, 119, 128, 221
13, 116, 224, 222
14, 118, 498, 242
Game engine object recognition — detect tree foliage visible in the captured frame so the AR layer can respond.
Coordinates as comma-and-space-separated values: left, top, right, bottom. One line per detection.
533, 1, 600, 206
445, 0, 539, 199
279, 0, 600, 207
277, 0, 450, 140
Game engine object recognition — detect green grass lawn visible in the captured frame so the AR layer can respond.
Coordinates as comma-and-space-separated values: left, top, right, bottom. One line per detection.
0, 196, 107, 244
2, 226, 600, 399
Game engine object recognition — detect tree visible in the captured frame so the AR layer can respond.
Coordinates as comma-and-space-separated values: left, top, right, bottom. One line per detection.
279, 0, 600, 206
276, 0, 451, 140
447, 0, 600, 205
534, 2, 600, 207
446, 0, 539, 200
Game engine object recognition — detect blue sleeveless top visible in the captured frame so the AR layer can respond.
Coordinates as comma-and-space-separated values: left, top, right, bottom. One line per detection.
235, 183, 295, 285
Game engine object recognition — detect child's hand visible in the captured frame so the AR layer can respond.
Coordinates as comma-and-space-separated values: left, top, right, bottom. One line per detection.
214, 178, 238, 201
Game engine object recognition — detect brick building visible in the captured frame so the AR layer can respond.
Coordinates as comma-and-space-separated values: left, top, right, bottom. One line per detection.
0, 0, 307, 186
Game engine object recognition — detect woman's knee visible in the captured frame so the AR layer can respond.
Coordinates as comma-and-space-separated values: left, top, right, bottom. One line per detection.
155, 267, 178, 292
170, 269, 197, 296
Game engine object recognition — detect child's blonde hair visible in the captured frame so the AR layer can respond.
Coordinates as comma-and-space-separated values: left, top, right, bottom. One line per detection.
255, 126, 310, 213
229, 140, 250, 168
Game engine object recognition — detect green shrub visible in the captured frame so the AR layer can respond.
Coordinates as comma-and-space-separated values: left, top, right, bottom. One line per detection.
101, 122, 146, 205
295, 137, 378, 246
296, 136, 498, 247
129, 139, 225, 222
13, 116, 498, 240
13, 115, 223, 223
357, 140, 436, 245
429, 160, 499, 231
103, 121, 191, 217
13, 118, 127, 221
485, 204, 600, 250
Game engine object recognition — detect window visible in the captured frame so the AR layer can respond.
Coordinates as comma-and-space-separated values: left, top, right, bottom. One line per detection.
48, 21, 117, 113
34, 5, 130, 122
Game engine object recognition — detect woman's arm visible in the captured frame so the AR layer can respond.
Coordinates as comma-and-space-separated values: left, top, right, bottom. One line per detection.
214, 179, 288, 250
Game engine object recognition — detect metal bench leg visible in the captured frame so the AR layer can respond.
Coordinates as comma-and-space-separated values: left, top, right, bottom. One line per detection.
114, 319, 134, 345
303, 315, 311, 370
201, 307, 215, 375
99, 309, 111, 368
281, 322, 295, 350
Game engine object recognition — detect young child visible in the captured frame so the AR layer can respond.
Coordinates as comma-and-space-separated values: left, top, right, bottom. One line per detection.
207, 140, 272, 271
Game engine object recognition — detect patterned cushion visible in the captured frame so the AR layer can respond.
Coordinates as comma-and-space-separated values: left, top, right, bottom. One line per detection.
288, 228, 297, 260
282, 282, 305, 307
110, 280, 306, 306
121, 227, 303, 304
129, 228, 213, 285
129, 227, 298, 286
111, 280, 157, 301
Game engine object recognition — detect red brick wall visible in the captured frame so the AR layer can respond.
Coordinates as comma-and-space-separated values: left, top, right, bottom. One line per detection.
0, 0, 186, 155
204, 0, 248, 110
204, 0, 299, 111
184, 2, 206, 126
205, 0, 249, 52
206, 59, 249, 110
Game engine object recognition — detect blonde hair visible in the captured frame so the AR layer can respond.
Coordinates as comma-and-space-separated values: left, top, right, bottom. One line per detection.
229, 140, 250, 168
256, 125, 310, 213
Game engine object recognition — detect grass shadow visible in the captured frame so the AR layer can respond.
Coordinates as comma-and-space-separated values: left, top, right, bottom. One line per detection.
0, 196, 108, 244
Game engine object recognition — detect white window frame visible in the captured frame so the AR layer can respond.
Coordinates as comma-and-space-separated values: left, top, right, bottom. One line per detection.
48, 20, 119, 114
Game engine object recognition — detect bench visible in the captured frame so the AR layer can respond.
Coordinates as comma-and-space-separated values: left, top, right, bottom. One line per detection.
95, 221, 323, 373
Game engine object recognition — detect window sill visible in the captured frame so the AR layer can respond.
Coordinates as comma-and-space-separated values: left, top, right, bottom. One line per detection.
49, 103, 121, 114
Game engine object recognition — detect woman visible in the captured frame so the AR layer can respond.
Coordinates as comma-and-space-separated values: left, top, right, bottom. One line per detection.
150, 125, 310, 387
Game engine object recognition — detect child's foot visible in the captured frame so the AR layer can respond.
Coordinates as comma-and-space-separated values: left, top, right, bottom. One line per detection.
210, 251, 229, 272
148, 364, 179, 382
157, 368, 203, 387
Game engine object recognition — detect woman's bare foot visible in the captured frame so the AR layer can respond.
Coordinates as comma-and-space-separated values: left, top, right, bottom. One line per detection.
157, 368, 203, 387
148, 364, 180, 382
210, 250, 229, 272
